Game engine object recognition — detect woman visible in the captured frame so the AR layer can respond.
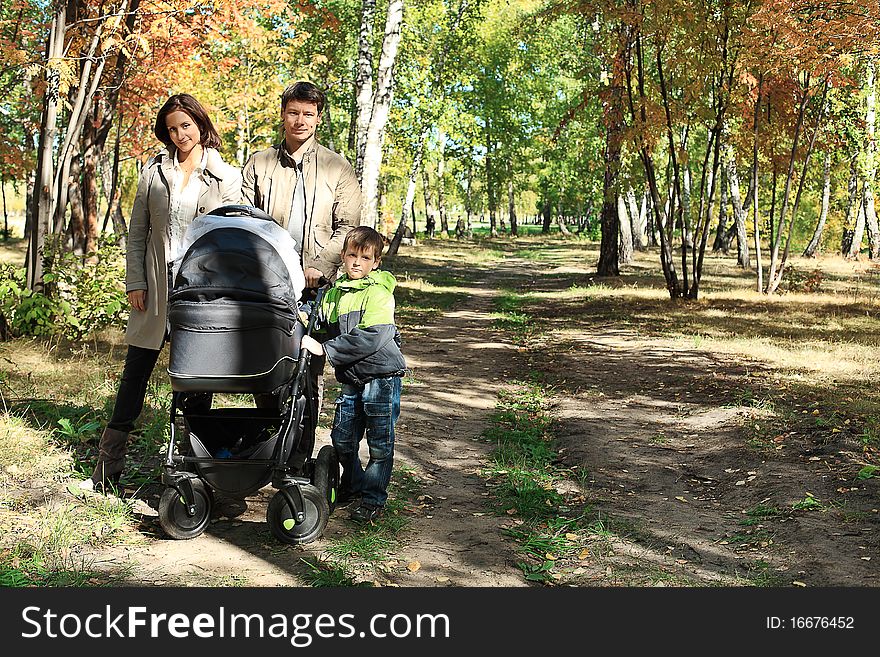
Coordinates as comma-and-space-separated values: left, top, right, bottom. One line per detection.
78, 94, 241, 492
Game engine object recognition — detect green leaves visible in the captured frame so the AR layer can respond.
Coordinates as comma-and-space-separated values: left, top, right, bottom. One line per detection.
55, 416, 102, 444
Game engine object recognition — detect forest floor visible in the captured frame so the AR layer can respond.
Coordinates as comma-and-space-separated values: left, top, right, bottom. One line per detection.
2, 233, 880, 587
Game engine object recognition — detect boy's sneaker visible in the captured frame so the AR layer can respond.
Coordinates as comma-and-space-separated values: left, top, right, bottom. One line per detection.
349, 503, 382, 523
336, 487, 361, 506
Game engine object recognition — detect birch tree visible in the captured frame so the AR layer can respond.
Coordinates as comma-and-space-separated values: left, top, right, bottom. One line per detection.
358, 0, 404, 228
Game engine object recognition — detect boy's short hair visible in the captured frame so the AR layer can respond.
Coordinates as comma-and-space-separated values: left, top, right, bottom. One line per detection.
281, 81, 326, 114
343, 226, 385, 259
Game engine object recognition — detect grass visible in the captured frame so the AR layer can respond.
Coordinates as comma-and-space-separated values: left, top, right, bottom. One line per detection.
480, 381, 620, 584
318, 467, 421, 584
741, 504, 788, 526
792, 492, 826, 511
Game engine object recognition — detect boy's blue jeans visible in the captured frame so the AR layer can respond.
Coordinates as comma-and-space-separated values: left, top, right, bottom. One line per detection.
331, 376, 402, 508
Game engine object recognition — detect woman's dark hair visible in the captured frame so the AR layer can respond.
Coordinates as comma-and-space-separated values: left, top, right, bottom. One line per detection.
280, 81, 326, 115
153, 94, 221, 150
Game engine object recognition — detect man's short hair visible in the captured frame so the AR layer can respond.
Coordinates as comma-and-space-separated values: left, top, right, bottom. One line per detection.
281, 81, 326, 114
343, 226, 385, 260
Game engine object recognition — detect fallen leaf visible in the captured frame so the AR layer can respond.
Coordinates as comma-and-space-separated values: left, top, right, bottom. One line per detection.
545, 552, 557, 561
792, 581, 807, 587
675, 496, 688, 503
435, 576, 449, 583
578, 549, 590, 560
565, 533, 578, 541
407, 561, 421, 572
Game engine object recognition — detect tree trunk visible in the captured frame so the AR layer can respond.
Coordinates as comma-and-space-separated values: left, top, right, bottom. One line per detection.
617, 194, 633, 265
508, 178, 517, 237
1, 178, 8, 240
555, 213, 571, 236
681, 162, 693, 249
751, 74, 764, 292
630, 35, 679, 296
359, 0, 403, 229
464, 165, 474, 236
354, 0, 376, 181
712, 167, 728, 252
627, 187, 647, 250
26, 7, 65, 292
766, 73, 810, 287
847, 193, 867, 259
863, 59, 879, 259
803, 151, 831, 257
422, 165, 436, 238
723, 141, 750, 267
68, 154, 86, 253
386, 147, 422, 257
865, 183, 879, 259
541, 200, 551, 233
437, 140, 448, 236
842, 154, 860, 256
51, 2, 111, 237
691, 108, 724, 299
81, 141, 100, 258
597, 22, 627, 277
645, 190, 657, 247
101, 130, 127, 243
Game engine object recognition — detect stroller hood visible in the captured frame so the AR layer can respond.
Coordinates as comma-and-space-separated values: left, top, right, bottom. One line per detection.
171, 205, 305, 309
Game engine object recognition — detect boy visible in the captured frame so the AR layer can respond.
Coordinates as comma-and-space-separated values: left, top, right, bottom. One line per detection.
301, 226, 406, 522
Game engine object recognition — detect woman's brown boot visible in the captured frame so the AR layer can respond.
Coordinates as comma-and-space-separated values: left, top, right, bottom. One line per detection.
81, 427, 129, 492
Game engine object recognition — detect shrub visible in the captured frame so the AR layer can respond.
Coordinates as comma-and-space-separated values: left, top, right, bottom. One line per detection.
785, 266, 823, 293
0, 237, 127, 340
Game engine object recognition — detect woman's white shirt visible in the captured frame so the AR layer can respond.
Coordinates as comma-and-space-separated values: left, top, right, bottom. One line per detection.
168, 149, 206, 264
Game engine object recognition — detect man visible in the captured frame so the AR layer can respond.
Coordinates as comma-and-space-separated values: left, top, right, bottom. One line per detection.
242, 81, 362, 285
242, 81, 362, 471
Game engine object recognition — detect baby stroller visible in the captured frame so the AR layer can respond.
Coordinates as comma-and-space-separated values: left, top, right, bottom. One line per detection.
156, 205, 339, 545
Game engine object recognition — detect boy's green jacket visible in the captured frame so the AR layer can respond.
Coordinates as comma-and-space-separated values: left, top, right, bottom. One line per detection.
316, 270, 406, 386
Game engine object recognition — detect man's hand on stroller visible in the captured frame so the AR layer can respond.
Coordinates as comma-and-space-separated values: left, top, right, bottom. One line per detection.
301, 334, 324, 356
303, 266, 325, 288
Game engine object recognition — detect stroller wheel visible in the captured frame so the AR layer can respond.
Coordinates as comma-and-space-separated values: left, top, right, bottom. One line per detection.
267, 484, 329, 545
158, 478, 212, 540
313, 445, 340, 513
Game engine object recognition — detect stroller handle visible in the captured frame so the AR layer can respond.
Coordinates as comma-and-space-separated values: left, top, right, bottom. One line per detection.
304, 285, 328, 336
208, 204, 276, 223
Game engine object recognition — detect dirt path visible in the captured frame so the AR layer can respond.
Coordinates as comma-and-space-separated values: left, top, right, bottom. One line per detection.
97, 266, 529, 587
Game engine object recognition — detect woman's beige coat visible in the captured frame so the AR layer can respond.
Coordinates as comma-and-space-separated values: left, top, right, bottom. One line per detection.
124, 147, 242, 350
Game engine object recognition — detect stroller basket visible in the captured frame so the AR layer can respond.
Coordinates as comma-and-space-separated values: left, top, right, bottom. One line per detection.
183, 408, 286, 496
